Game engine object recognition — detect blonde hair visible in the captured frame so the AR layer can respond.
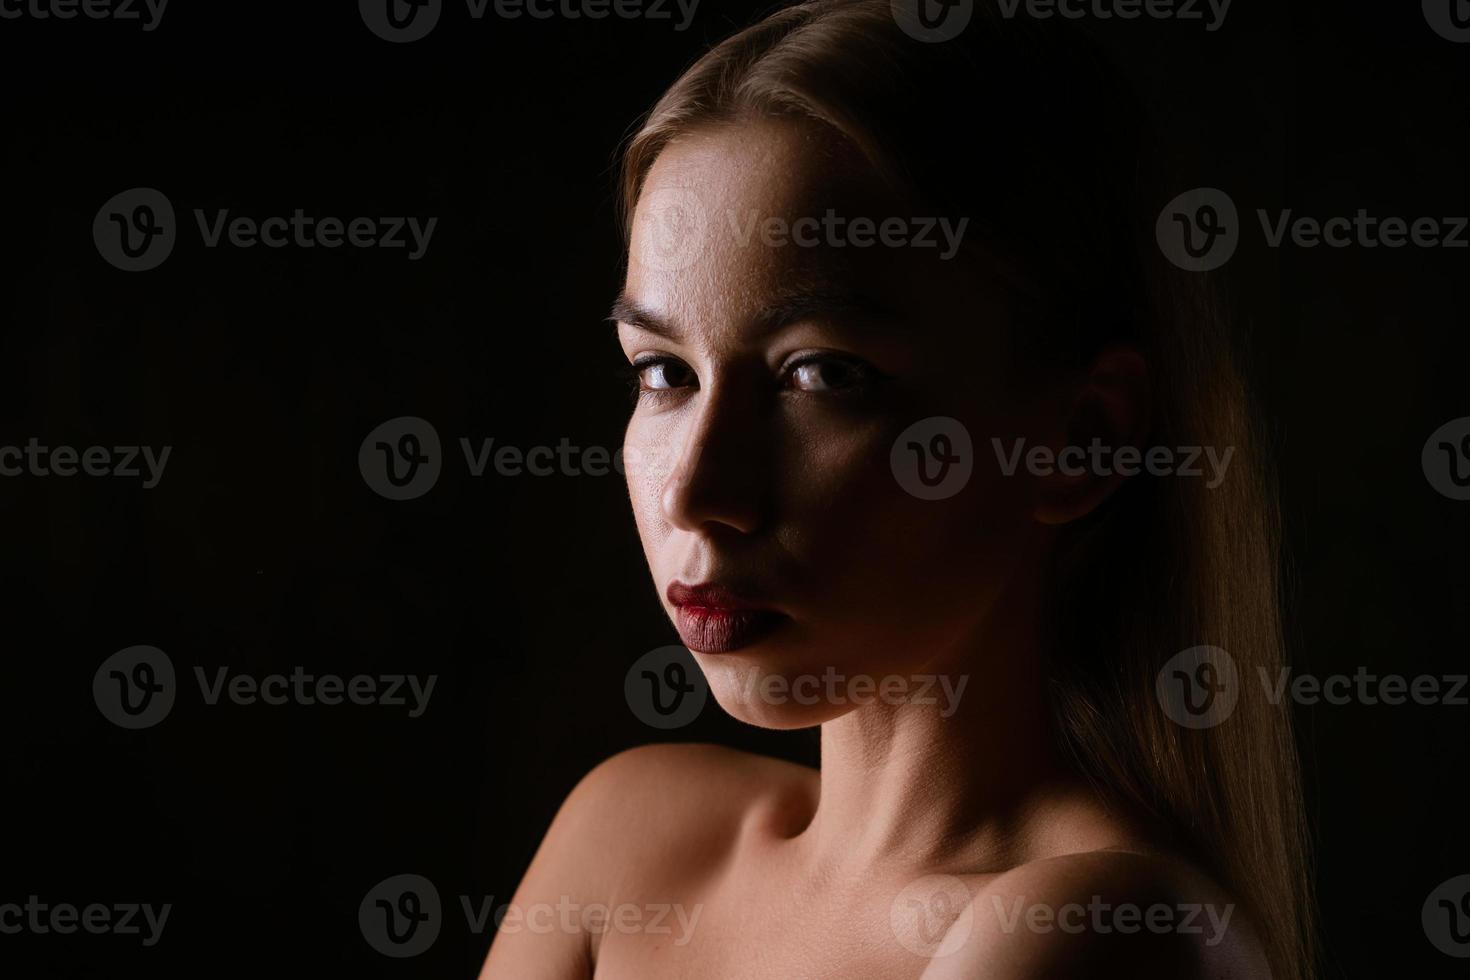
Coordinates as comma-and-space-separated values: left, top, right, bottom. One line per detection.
617, 2, 1315, 976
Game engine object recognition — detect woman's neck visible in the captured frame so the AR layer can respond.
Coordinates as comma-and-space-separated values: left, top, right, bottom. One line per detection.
797, 594, 1135, 882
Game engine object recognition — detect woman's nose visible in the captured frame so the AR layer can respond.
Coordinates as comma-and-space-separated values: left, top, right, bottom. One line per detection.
660, 388, 768, 536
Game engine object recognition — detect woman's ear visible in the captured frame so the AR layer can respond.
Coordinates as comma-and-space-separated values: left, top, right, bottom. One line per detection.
1032, 346, 1151, 526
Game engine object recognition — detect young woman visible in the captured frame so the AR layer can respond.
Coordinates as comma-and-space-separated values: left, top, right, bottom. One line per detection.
483, 1, 1314, 976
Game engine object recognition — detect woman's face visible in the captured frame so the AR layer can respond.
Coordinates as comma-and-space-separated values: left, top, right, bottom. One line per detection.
616, 116, 1064, 729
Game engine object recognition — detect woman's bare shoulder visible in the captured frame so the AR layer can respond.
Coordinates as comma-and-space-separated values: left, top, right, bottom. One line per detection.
482, 745, 816, 976
541, 744, 818, 890
923, 849, 1273, 980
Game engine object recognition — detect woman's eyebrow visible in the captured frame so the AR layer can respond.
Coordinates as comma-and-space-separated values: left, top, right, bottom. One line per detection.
747, 284, 898, 337
609, 285, 897, 340
608, 293, 676, 338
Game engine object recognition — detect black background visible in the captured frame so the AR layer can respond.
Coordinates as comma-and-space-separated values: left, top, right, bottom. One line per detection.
0, 0, 1466, 976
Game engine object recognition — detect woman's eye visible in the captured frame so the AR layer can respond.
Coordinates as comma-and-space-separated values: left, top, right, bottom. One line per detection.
785, 355, 871, 393
635, 357, 695, 392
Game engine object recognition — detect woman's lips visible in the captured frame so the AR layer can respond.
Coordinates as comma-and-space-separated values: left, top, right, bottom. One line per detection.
673, 607, 785, 653
667, 582, 786, 653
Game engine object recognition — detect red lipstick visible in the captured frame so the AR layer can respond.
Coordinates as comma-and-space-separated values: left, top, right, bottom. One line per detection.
667, 582, 785, 653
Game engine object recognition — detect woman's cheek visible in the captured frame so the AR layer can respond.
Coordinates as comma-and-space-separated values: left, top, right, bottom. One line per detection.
775, 417, 903, 538
622, 418, 669, 544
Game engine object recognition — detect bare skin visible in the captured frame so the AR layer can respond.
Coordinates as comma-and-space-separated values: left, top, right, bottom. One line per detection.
481, 116, 1272, 979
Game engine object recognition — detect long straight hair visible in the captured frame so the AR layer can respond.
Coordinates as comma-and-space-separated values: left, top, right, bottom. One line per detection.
617, 2, 1315, 976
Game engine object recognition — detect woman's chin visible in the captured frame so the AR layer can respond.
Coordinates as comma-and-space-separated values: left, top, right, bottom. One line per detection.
709, 692, 854, 730
698, 658, 863, 730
